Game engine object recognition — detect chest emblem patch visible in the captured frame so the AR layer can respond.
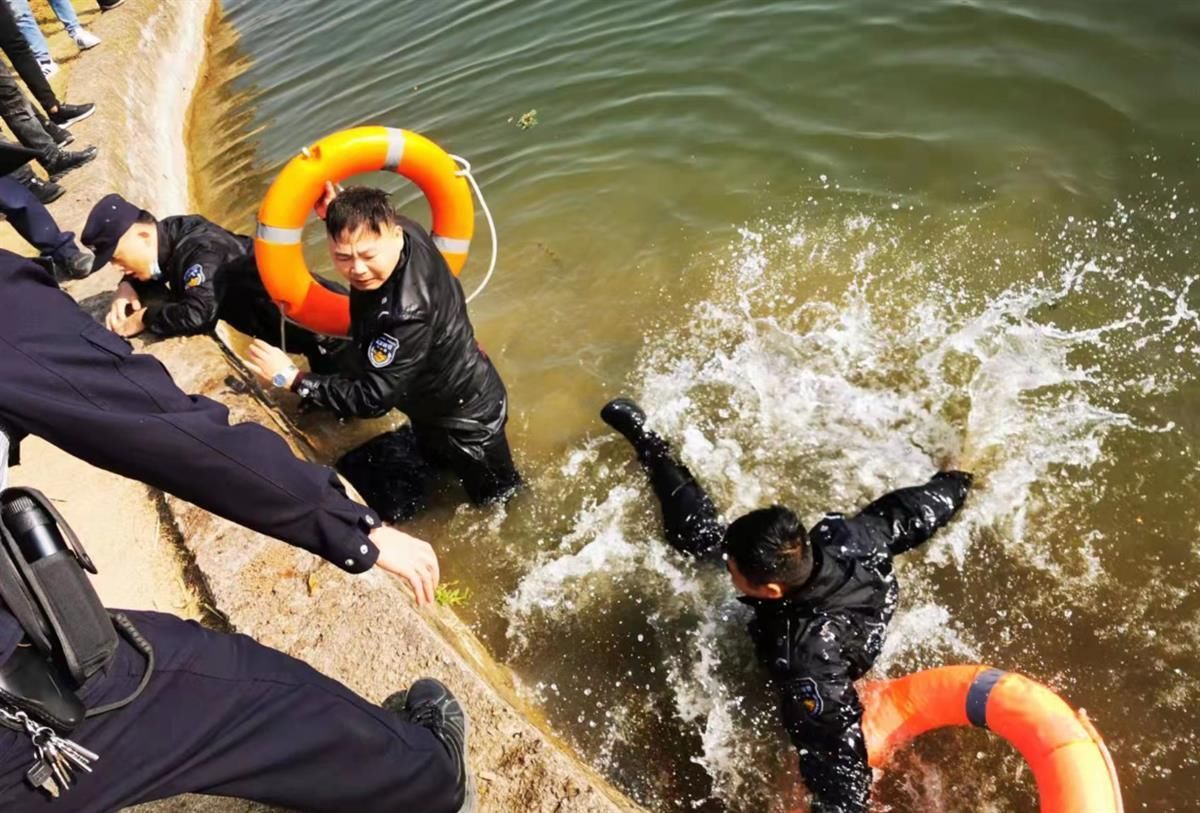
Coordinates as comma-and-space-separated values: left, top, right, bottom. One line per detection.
368, 334, 400, 368
795, 677, 824, 719
183, 264, 206, 289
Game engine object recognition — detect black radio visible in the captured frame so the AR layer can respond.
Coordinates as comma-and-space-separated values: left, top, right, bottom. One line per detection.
0, 488, 115, 687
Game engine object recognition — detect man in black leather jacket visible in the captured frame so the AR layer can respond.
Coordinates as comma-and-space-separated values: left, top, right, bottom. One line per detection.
600, 398, 972, 813
80, 193, 343, 372
246, 185, 520, 521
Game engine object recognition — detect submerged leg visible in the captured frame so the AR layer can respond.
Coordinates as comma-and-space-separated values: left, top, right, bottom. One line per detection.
336, 426, 435, 522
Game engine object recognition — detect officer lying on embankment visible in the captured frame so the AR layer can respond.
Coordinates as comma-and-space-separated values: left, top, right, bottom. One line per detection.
80, 193, 347, 373
246, 184, 521, 523
600, 398, 972, 813
0, 249, 474, 811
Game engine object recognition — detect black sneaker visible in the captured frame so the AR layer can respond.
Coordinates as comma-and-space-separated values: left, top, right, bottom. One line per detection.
48, 103, 95, 128
51, 249, 95, 281
601, 397, 648, 443
44, 145, 98, 180
45, 120, 74, 147
398, 678, 475, 813
24, 177, 64, 205
98, 0, 125, 9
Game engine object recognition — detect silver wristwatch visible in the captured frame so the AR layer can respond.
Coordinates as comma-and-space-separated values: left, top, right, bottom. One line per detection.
272, 364, 299, 389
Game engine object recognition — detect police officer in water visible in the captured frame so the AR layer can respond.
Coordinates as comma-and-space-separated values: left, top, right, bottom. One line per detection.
245, 184, 521, 522
600, 398, 973, 813
0, 248, 472, 811
80, 193, 345, 372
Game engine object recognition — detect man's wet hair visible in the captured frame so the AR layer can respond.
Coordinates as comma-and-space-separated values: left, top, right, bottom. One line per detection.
325, 186, 398, 240
725, 506, 813, 590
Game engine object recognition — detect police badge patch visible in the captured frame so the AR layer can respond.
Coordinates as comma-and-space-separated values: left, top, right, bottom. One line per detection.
183, 264, 206, 289
796, 677, 824, 719
367, 334, 400, 368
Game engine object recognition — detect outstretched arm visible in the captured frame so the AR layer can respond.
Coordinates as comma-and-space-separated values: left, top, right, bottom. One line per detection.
247, 318, 432, 420
139, 248, 231, 336
857, 470, 972, 555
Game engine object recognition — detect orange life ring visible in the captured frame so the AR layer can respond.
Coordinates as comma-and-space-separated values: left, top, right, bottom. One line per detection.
860, 665, 1123, 813
255, 126, 474, 337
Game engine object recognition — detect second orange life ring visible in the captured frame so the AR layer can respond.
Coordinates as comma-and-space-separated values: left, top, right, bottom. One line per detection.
860, 664, 1123, 813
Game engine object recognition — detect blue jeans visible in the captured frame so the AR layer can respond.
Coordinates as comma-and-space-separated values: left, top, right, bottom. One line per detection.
6, 0, 82, 61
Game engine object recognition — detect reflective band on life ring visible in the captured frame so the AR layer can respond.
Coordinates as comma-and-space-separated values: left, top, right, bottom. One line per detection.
860, 665, 1123, 813
255, 126, 474, 337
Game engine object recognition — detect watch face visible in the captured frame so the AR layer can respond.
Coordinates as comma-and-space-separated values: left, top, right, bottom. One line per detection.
273, 372, 288, 387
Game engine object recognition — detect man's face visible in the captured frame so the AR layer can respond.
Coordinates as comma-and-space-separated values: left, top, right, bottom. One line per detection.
726, 558, 784, 600
110, 226, 157, 281
328, 223, 405, 291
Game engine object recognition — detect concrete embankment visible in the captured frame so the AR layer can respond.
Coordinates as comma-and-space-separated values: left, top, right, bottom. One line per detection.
4, 1, 647, 811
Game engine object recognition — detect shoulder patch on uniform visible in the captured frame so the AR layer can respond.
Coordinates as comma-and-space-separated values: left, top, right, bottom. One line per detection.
367, 333, 400, 368
795, 677, 824, 719
183, 264, 206, 289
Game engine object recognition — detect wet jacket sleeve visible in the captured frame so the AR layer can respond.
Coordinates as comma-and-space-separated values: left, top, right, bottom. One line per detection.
776, 618, 872, 813
127, 278, 168, 309
141, 251, 222, 337
0, 262, 381, 573
856, 470, 972, 555
296, 318, 432, 419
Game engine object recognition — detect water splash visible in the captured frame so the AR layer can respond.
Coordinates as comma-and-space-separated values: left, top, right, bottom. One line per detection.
504, 192, 1196, 811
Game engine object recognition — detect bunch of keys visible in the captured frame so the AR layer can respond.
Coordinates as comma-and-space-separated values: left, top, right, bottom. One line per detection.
0, 707, 99, 799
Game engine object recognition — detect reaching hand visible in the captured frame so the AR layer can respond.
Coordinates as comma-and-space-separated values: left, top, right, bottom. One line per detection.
935, 470, 974, 489
111, 307, 147, 338
245, 339, 298, 387
105, 282, 141, 332
314, 180, 339, 221
369, 526, 440, 606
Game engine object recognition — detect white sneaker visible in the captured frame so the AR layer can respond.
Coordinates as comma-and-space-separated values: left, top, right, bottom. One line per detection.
37, 59, 59, 78
73, 30, 101, 50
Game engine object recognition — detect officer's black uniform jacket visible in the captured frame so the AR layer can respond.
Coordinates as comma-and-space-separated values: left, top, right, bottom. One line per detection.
295, 216, 506, 427
737, 473, 970, 813
0, 252, 381, 665
131, 215, 269, 338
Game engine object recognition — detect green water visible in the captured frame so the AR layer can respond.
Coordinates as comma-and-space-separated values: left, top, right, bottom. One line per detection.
193, 1, 1200, 809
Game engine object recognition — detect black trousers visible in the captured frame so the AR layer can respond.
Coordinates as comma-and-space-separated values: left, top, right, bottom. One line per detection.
338, 415, 522, 523
0, 175, 76, 261
0, 67, 54, 164
0, 611, 461, 812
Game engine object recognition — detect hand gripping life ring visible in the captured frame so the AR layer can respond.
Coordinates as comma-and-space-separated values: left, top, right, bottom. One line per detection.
861, 665, 1123, 813
255, 126, 474, 337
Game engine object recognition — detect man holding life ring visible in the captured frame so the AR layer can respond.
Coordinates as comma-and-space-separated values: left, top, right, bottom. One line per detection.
81, 193, 347, 373
599, 397, 973, 813
246, 184, 521, 521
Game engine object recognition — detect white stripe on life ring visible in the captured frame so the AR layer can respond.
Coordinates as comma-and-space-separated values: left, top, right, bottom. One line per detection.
432, 234, 471, 254
257, 223, 304, 245
383, 128, 407, 172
